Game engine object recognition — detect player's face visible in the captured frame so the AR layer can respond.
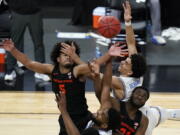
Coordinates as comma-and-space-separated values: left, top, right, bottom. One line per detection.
58, 53, 74, 68
130, 88, 149, 108
118, 57, 132, 76
93, 108, 108, 127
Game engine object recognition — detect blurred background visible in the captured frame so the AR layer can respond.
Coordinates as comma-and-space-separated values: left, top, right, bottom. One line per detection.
1, 0, 180, 92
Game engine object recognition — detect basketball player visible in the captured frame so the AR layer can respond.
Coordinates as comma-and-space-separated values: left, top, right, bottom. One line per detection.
62, 1, 180, 134
2, 40, 90, 135
56, 92, 121, 135
55, 60, 122, 135
92, 58, 149, 135
56, 58, 148, 135
91, 2, 180, 135
1, 39, 127, 135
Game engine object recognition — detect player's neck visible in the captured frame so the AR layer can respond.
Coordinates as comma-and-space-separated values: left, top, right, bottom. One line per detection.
125, 103, 138, 120
59, 65, 71, 74
126, 102, 138, 113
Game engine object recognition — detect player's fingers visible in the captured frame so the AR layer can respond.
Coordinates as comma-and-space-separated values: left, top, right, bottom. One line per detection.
71, 42, 76, 50
120, 52, 129, 57
114, 42, 121, 47
122, 3, 125, 10
121, 49, 128, 52
120, 44, 127, 49
60, 48, 68, 54
61, 47, 69, 51
61, 43, 70, 49
121, 52, 128, 55
61, 43, 71, 49
88, 61, 93, 72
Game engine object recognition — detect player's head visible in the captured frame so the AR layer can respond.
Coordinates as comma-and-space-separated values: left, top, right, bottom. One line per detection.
129, 86, 150, 108
118, 54, 147, 78
50, 40, 80, 68
92, 107, 120, 131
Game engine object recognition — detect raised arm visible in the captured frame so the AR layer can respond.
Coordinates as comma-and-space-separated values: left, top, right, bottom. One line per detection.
88, 60, 125, 101
74, 43, 128, 78
2, 39, 53, 74
111, 76, 125, 100
96, 42, 128, 65
123, 1, 137, 55
56, 93, 81, 135
100, 59, 113, 109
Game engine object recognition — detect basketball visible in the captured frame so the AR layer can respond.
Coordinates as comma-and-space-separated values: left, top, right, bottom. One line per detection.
97, 16, 121, 38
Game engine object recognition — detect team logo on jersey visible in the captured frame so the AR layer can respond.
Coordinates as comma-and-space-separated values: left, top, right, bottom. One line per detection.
129, 79, 141, 89
68, 72, 72, 79
134, 122, 139, 129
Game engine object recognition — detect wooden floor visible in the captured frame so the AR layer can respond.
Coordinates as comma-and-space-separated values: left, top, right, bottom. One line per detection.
0, 91, 180, 135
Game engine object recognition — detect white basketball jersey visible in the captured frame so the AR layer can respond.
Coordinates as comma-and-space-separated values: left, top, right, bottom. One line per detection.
118, 76, 143, 100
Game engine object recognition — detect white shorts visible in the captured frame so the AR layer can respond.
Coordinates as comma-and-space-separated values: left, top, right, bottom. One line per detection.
140, 105, 168, 135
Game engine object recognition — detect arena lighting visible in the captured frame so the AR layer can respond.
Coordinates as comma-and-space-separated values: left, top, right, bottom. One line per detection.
56, 31, 146, 46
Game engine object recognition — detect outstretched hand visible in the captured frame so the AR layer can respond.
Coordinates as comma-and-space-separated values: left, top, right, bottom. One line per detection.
123, 1, 132, 22
0, 39, 15, 52
108, 42, 128, 57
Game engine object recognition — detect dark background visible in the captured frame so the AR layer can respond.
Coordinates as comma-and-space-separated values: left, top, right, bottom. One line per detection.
1, 0, 180, 92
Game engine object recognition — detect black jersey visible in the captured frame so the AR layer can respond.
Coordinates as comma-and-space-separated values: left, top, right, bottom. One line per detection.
118, 101, 142, 135
52, 65, 88, 116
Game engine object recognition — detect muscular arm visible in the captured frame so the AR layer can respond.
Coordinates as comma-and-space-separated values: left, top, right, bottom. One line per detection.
73, 56, 112, 80
95, 52, 111, 65
123, 1, 137, 56
61, 111, 81, 135
10, 48, 53, 74
72, 54, 85, 65
90, 60, 120, 110
125, 24, 137, 56
93, 74, 125, 101
2, 40, 53, 74
111, 76, 125, 100
100, 59, 112, 109
93, 73, 102, 102
73, 63, 92, 79
135, 114, 149, 135
56, 93, 81, 135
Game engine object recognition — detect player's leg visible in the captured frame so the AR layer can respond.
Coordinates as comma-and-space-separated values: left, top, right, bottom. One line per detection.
140, 105, 160, 135
148, 0, 166, 45
163, 108, 180, 121
150, 106, 180, 123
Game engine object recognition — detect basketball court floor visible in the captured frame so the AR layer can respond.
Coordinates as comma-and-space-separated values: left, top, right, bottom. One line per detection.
0, 92, 180, 135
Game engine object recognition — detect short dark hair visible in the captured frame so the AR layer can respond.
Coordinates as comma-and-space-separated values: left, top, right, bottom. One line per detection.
130, 54, 147, 78
132, 86, 150, 100
50, 40, 80, 65
107, 108, 121, 130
